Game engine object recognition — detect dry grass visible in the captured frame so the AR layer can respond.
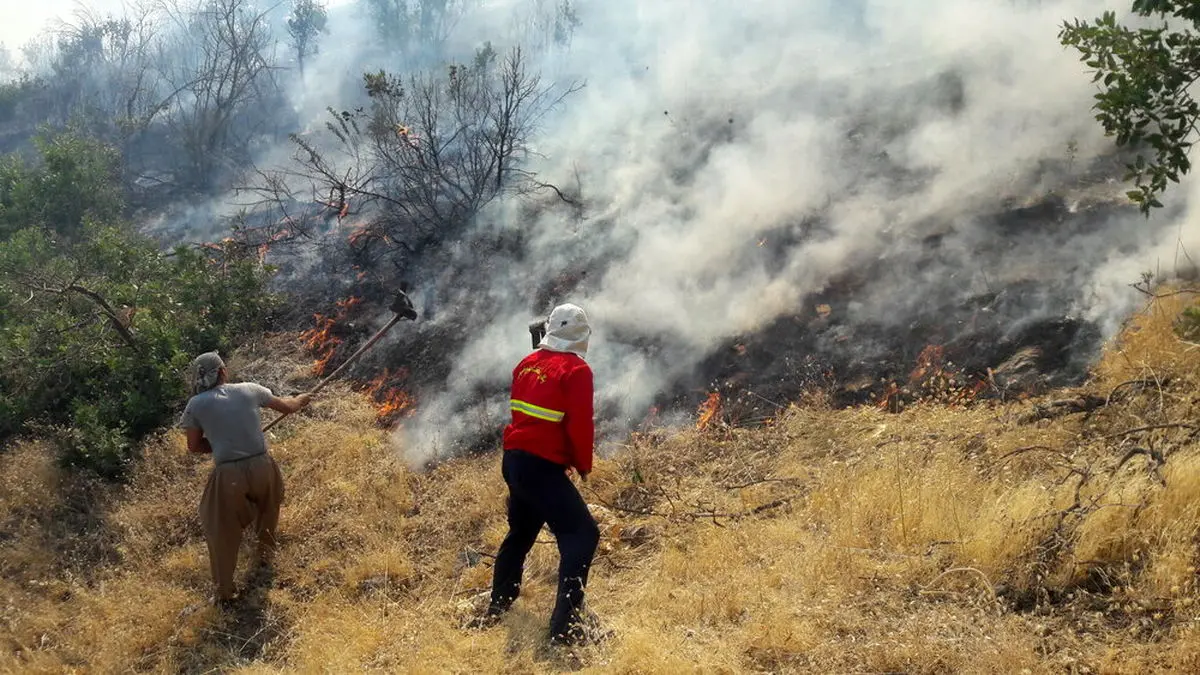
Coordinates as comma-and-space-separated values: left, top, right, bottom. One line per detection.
4, 296, 1200, 673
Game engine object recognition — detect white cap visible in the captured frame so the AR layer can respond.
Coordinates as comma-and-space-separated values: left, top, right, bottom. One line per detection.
539, 303, 590, 359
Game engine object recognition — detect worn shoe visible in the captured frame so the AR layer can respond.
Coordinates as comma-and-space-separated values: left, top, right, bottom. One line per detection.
465, 605, 508, 630
208, 594, 239, 611
549, 610, 612, 647
549, 628, 584, 648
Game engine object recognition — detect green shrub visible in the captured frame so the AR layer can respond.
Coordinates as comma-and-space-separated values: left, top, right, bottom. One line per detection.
1174, 305, 1200, 342
0, 131, 277, 478
42, 403, 132, 479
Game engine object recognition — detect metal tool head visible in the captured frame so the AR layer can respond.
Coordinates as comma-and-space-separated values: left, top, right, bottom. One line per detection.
528, 317, 547, 349
391, 289, 418, 320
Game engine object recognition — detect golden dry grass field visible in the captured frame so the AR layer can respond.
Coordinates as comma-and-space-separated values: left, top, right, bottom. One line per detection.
4, 295, 1200, 673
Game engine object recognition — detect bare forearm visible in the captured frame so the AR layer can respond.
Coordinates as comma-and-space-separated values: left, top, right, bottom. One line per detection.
279, 396, 308, 414
267, 393, 313, 415
185, 428, 212, 454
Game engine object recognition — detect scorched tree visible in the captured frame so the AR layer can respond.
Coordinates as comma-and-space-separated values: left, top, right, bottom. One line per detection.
276, 45, 580, 269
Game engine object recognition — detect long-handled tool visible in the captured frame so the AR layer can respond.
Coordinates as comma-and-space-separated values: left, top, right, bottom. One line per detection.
263, 290, 418, 432
528, 317, 547, 349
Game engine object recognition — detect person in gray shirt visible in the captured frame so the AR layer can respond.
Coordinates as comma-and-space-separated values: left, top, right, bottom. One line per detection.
180, 351, 311, 605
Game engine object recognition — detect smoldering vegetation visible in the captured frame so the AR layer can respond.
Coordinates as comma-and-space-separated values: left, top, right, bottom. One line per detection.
1, 0, 1193, 465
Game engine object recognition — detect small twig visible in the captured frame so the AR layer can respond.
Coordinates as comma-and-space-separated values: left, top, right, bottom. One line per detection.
919, 567, 1001, 614
996, 445, 1060, 462
529, 180, 581, 207
745, 389, 786, 410
1115, 446, 1162, 471
585, 489, 668, 518
238, 623, 272, 653
924, 540, 962, 556
1150, 367, 1166, 417
693, 499, 793, 520
750, 499, 791, 515
720, 476, 802, 490
1147, 287, 1200, 299
656, 485, 678, 514
1105, 379, 1159, 406
1103, 422, 1196, 440
1019, 395, 1105, 423
1115, 447, 1167, 486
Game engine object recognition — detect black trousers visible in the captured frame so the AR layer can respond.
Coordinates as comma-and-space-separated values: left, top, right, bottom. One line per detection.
489, 449, 600, 638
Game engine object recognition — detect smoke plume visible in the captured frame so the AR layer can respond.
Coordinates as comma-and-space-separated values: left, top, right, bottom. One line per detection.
378, 0, 1198, 465
16, 0, 1186, 466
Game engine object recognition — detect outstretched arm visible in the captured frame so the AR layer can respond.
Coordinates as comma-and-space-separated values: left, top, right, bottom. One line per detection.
266, 393, 313, 415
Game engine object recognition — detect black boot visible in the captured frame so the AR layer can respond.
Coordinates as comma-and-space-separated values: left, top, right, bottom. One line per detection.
466, 602, 509, 630
549, 607, 611, 647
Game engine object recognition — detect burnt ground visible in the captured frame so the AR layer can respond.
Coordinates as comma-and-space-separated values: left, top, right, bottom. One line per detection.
671, 300, 1101, 426
274, 184, 1140, 454
651, 193, 1128, 426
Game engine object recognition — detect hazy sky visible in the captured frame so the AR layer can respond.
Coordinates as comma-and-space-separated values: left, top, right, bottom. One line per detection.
0, 1, 118, 50
0, 0, 359, 56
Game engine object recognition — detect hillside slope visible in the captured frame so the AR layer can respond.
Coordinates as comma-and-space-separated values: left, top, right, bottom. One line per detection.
4, 296, 1200, 673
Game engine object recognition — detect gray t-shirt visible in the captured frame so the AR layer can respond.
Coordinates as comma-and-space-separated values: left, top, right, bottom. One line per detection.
179, 382, 275, 464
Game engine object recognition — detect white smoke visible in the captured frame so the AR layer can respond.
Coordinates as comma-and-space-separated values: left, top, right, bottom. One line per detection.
29, 0, 1186, 465
387, 0, 1200, 465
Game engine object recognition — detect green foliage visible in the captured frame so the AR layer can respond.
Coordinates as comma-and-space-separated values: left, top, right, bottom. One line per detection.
364, 0, 463, 60
36, 403, 133, 478
0, 131, 124, 239
0, 76, 40, 124
1060, 2, 1200, 214
0, 132, 276, 478
286, 0, 329, 73
1174, 305, 1200, 340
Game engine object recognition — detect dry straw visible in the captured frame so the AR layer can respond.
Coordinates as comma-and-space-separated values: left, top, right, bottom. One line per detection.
4, 294, 1200, 672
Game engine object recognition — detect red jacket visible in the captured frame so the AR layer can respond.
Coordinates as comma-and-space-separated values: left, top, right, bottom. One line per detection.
502, 349, 594, 473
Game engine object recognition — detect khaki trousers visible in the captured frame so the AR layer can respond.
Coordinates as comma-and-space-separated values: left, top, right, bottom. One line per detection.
199, 453, 284, 600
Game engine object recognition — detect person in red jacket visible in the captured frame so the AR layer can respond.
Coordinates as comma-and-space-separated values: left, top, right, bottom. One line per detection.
477, 302, 601, 646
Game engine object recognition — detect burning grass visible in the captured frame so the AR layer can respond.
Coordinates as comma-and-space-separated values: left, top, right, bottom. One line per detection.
300, 296, 364, 377
4, 295, 1200, 672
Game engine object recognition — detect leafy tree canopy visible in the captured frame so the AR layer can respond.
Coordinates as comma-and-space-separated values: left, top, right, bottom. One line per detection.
1061, 1, 1200, 214
0, 130, 276, 477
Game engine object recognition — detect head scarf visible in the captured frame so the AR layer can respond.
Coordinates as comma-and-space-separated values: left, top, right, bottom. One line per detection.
538, 303, 590, 359
190, 351, 226, 395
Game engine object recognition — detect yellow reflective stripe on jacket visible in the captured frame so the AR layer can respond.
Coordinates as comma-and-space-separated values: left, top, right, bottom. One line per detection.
511, 399, 565, 423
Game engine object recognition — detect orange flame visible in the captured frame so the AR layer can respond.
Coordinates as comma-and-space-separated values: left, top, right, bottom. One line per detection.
365, 368, 414, 424
300, 313, 338, 376
347, 223, 372, 247
377, 389, 413, 421
876, 381, 901, 411
909, 344, 946, 384
696, 391, 722, 430
298, 296, 362, 376
874, 344, 992, 409
254, 226, 297, 264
